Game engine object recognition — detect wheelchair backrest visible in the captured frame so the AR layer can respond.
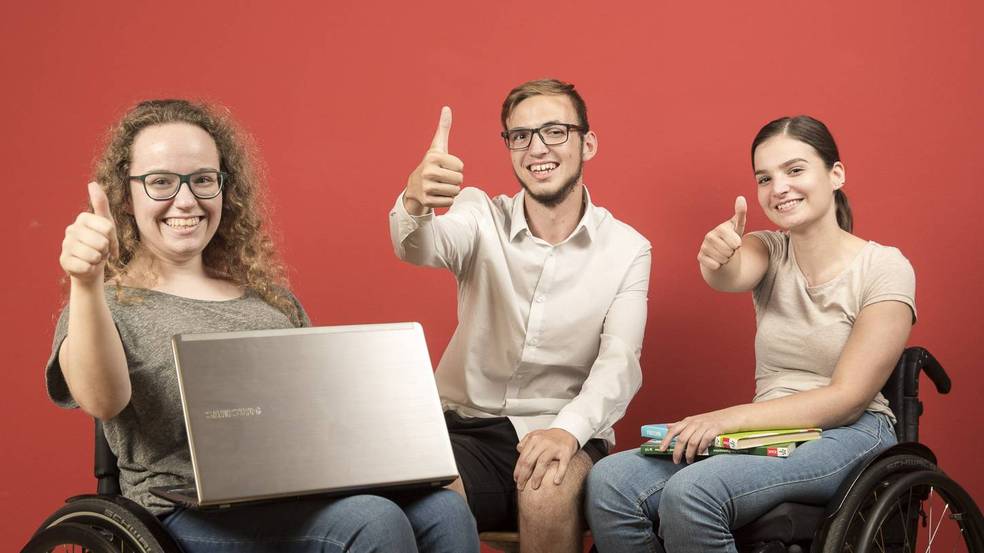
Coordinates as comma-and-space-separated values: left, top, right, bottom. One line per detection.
879, 346, 951, 443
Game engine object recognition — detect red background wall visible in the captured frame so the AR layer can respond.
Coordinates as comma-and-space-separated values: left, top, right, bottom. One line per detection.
3, 1, 981, 548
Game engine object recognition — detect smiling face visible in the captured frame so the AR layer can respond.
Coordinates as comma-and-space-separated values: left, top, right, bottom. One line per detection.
753, 135, 845, 231
127, 122, 223, 265
505, 94, 597, 207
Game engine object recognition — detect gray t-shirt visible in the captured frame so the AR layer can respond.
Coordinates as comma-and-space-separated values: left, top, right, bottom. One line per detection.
750, 231, 916, 422
46, 286, 309, 515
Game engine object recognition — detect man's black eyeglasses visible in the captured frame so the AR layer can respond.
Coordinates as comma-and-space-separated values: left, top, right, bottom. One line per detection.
501, 124, 584, 150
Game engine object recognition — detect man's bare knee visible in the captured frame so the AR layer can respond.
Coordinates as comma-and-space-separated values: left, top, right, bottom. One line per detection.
518, 452, 592, 518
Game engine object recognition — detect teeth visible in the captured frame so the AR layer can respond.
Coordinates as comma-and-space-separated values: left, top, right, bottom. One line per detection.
776, 199, 801, 212
164, 217, 201, 228
530, 162, 558, 172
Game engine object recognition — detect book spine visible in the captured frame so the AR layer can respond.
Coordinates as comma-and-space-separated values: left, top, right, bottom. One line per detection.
641, 425, 669, 440
709, 445, 791, 457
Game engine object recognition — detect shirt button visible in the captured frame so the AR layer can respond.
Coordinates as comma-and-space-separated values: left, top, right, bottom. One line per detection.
536, 296, 545, 303
528, 338, 538, 346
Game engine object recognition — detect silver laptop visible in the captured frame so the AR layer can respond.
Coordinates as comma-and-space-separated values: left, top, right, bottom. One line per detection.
151, 322, 458, 508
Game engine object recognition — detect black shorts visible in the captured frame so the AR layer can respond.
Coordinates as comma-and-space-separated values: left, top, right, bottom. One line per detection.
445, 411, 609, 532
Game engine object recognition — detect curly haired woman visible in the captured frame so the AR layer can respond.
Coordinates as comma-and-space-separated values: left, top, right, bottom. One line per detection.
47, 99, 478, 553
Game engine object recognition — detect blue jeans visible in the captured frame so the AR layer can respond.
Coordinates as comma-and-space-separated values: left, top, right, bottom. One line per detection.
585, 412, 896, 553
161, 489, 479, 553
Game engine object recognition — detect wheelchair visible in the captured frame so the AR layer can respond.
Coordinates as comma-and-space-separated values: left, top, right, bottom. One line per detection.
482, 347, 984, 553
21, 415, 185, 553
731, 346, 984, 553
22, 347, 984, 552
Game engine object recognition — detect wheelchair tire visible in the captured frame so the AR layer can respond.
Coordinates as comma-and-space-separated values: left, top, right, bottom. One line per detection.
24, 496, 182, 553
20, 521, 117, 553
821, 457, 984, 552
853, 469, 984, 553
817, 453, 939, 552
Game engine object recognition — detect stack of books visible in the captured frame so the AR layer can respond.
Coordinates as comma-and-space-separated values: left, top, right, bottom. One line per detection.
639, 424, 821, 458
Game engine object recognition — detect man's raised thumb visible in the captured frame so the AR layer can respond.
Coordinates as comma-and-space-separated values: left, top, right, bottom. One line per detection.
430, 106, 452, 154
732, 195, 747, 236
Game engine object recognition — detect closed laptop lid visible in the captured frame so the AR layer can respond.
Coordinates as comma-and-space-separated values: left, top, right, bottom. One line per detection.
171, 322, 457, 506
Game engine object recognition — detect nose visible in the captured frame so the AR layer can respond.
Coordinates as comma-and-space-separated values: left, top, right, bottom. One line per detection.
171, 181, 199, 207
528, 132, 550, 155
771, 175, 791, 195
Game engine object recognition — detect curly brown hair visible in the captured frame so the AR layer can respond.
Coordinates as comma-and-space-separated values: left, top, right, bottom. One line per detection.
92, 99, 301, 324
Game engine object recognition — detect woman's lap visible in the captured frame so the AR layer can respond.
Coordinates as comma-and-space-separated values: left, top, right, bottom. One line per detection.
161, 489, 477, 553
586, 412, 897, 552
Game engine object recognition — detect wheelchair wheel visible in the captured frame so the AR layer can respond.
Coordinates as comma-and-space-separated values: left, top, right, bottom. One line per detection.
22, 496, 181, 553
20, 521, 117, 553
821, 458, 984, 552
819, 453, 938, 552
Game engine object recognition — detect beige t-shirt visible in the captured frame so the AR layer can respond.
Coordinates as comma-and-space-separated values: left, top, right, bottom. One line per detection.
750, 231, 916, 422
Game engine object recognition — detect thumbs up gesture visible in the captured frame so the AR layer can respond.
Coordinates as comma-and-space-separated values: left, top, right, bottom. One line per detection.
697, 196, 747, 271
404, 106, 464, 215
60, 182, 119, 285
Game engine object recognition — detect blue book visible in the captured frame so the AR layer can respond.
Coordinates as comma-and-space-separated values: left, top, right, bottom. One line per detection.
641, 424, 670, 440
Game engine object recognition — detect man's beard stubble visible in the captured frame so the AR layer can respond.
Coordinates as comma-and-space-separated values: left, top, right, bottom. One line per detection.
515, 160, 583, 208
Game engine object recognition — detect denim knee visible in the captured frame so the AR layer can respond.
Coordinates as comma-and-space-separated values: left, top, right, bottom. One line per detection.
335, 495, 416, 550
660, 467, 731, 531
401, 489, 479, 553
586, 454, 627, 514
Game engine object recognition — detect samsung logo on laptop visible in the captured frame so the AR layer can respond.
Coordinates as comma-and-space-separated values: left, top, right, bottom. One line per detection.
204, 407, 263, 420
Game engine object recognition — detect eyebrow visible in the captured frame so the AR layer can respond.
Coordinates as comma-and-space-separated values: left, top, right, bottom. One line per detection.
754, 158, 809, 175
507, 120, 568, 131
138, 167, 220, 174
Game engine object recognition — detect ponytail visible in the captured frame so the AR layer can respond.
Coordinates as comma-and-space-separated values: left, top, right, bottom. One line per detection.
834, 189, 853, 233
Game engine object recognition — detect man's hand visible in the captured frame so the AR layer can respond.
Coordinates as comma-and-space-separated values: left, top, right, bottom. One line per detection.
60, 182, 118, 286
404, 106, 463, 215
697, 196, 746, 271
514, 428, 579, 491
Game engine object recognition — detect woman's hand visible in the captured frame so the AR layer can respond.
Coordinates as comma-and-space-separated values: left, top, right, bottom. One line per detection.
697, 196, 746, 271
661, 408, 740, 464
60, 182, 118, 286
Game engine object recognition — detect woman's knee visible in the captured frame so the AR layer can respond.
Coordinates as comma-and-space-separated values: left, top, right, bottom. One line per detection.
586, 452, 633, 508
658, 465, 728, 523
324, 495, 415, 546
410, 488, 475, 528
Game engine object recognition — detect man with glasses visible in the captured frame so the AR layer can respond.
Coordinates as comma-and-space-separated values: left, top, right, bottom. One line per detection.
389, 79, 651, 552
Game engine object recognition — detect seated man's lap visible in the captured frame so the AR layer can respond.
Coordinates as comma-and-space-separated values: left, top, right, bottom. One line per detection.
445, 410, 608, 532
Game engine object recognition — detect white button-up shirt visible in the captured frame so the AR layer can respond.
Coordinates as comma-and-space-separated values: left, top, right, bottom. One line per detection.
389, 187, 651, 447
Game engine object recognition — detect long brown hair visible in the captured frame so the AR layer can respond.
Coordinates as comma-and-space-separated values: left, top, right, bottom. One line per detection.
751, 115, 853, 233
92, 99, 300, 324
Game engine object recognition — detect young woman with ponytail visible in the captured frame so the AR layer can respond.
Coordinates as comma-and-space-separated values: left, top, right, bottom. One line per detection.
585, 116, 916, 553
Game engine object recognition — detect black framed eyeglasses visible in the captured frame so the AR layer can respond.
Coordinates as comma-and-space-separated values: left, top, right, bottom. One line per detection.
129, 171, 228, 201
500, 123, 584, 150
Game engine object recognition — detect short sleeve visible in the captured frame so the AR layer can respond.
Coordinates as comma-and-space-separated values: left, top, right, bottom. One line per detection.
862, 247, 917, 323
749, 230, 788, 261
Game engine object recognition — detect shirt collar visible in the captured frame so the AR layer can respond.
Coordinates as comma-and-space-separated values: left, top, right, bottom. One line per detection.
508, 185, 598, 243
